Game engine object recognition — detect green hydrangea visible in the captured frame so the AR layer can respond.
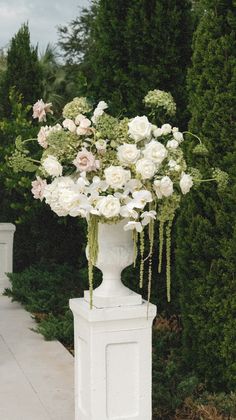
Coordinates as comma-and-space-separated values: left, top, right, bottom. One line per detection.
62, 97, 92, 119
143, 89, 176, 117
43, 130, 81, 163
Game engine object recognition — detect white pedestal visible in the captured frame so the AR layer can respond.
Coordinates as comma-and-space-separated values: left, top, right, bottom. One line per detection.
69, 298, 157, 420
0, 223, 16, 294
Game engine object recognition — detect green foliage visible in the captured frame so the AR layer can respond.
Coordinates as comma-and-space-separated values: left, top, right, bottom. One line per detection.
176, 0, 236, 392
1, 23, 43, 116
58, 0, 193, 125
5, 264, 87, 313
36, 311, 74, 346
152, 316, 199, 419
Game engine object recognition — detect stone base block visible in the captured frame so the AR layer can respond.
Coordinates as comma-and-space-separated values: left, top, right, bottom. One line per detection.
69, 298, 157, 420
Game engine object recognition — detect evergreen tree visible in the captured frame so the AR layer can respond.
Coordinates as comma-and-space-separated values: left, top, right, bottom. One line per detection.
59, 0, 193, 125
176, 0, 236, 391
2, 23, 42, 115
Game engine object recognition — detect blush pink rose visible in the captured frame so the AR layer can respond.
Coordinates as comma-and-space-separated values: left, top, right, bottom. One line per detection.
75, 114, 92, 135
73, 149, 100, 172
31, 176, 47, 201
33, 99, 53, 122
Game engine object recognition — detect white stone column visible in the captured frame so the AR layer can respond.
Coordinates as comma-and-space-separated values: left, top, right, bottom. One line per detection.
69, 298, 156, 420
0, 223, 16, 293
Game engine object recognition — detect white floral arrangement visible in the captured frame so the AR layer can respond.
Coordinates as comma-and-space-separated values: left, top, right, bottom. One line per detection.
10, 91, 227, 305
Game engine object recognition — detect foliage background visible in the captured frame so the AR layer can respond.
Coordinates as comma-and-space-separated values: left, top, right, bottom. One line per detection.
0, 1, 235, 419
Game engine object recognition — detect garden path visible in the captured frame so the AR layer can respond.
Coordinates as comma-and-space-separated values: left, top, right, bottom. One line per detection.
0, 295, 74, 420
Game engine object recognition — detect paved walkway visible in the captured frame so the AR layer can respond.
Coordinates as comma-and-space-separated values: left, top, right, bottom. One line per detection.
0, 295, 74, 420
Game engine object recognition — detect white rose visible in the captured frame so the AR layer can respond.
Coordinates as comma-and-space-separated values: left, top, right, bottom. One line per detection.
62, 118, 76, 133
180, 173, 193, 194
136, 158, 156, 179
104, 166, 131, 189
172, 127, 179, 133
42, 155, 63, 177
98, 195, 121, 218
143, 140, 168, 165
117, 143, 140, 165
128, 116, 152, 142
154, 176, 173, 199
153, 127, 163, 138
95, 139, 107, 153
161, 123, 172, 135
173, 131, 184, 143
166, 139, 179, 149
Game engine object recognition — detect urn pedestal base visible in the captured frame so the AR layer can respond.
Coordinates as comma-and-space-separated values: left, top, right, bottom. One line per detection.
84, 289, 142, 308
69, 298, 157, 420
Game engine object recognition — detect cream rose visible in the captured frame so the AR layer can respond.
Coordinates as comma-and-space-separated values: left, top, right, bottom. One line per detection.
166, 139, 179, 149
161, 123, 172, 135
42, 155, 63, 177
180, 173, 193, 194
128, 116, 152, 142
104, 166, 131, 189
154, 176, 173, 199
173, 131, 184, 143
143, 140, 168, 165
98, 195, 121, 218
117, 143, 140, 165
136, 158, 156, 179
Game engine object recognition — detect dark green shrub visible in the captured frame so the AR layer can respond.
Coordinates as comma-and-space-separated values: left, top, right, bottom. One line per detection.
5, 264, 90, 314
175, 0, 236, 392
36, 310, 74, 347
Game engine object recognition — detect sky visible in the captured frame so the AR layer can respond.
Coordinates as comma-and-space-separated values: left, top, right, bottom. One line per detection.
0, 0, 90, 54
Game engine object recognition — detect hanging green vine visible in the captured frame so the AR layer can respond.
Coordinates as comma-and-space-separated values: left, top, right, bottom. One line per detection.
166, 216, 174, 302
158, 220, 164, 274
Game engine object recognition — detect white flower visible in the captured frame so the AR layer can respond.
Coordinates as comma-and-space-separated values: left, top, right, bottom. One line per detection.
97, 195, 121, 218
141, 210, 157, 226
43, 176, 74, 216
128, 190, 153, 210
166, 139, 179, 149
91, 108, 104, 124
124, 179, 142, 194
91, 101, 108, 124
180, 173, 193, 194
88, 176, 108, 194
97, 101, 108, 110
168, 159, 180, 171
128, 116, 152, 142
42, 155, 63, 177
104, 166, 131, 189
136, 158, 156, 179
173, 131, 184, 143
117, 143, 140, 165
62, 118, 77, 133
153, 127, 163, 138
75, 114, 92, 135
172, 127, 179, 133
154, 176, 174, 199
143, 140, 168, 165
161, 123, 172, 135
124, 221, 143, 233
120, 206, 138, 219
95, 139, 107, 153
59, 189, 89, 216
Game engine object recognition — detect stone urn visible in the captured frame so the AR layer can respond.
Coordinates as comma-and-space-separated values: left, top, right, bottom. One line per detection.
84, 219, 142, 308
